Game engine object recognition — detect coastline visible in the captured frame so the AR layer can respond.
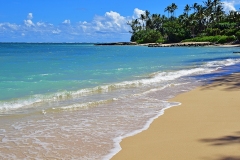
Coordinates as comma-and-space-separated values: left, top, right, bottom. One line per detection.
94, 41, 240, 48
2, 43, 240, 159
111, 72, 240, 160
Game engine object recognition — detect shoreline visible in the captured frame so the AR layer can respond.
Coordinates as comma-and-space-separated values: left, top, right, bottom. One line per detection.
103, 101, 181, 160
94, 41, 240, 48
111, 72, 240, 160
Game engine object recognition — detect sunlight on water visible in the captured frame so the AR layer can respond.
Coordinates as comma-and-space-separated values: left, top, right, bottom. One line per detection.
0, 43, 240, 159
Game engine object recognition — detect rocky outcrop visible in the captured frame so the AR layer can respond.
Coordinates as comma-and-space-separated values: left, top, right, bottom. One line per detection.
94, 42, 137, 46
148, 42, 213, 47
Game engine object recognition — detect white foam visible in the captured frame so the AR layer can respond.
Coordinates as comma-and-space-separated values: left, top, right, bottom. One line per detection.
0, 97, 42, 111
203, 58, 240, 68
60, 99, 114, 111
1, 58, 239, 112
102, 101, 181, 160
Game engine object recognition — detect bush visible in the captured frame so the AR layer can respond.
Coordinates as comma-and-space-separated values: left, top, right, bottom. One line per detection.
217, 35, 236, 44
236, 30, 240, 40
156, 37, 165, 43
182, 36, 220, 42
224, 29, 237, 36
182, 35, 236, 44
206, 28, 221, 36
132, 29, 164, 44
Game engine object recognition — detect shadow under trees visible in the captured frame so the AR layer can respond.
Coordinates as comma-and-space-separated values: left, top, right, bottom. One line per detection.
200, 131, 240, 160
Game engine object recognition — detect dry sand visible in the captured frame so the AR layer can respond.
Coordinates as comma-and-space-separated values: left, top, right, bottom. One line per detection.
112, 73, 240, 160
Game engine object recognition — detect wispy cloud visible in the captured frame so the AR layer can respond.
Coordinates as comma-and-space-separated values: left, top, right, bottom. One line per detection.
222, 0, 240, 13
132, 8, 145, 19
27, 13, 33, 20
0, 9, 139, 42
62, 19, 71, 24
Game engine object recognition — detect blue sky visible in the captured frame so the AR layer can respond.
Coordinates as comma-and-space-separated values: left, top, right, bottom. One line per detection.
0, 0, 239, 42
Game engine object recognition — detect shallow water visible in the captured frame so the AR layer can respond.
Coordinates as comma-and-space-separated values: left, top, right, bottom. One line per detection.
0, 43, 240, 159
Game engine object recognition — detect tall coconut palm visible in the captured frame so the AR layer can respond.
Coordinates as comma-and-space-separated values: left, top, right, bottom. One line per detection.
170, 3, 178, 18
151, 14, 161, 30
216, 4, 224, 23
164, 6, 171, 18
140, 14, 146, 29
203, 0, 213, 29
184, 4, 191, 17
145, 10, 151, 21
195, 5, 206, 33
203, 0, 213, 9
188, 13, 197, 37
144, 10, 151, 29
127, 19, 141, 33
192, 3, 199, 13
213, 0, 221, 10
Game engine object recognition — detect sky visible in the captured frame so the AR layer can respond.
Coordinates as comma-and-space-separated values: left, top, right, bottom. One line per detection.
0, 0, 239, 42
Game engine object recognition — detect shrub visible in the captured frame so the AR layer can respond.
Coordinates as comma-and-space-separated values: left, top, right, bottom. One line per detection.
217, 35, 236, 44
236, 30, 240, 40
224, 29, 237, 36
156, 37, 165, 43
206, 28, 221, 36
182, 35, 236, 44
132, 29, 164, 44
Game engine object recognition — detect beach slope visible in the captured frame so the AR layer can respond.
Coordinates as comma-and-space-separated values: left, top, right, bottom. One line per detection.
112, 73, 240, 160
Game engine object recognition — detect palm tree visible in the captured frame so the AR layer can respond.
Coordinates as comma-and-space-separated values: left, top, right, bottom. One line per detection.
192, 3, 199, 13
127, 0, 239, 43
145, 10, 151, 21
164, 6, 171, 18
216, 4, 224, 23
144, 10, 151, 29
170, 3, 178, 18
188, 14, 197, 37
140, 14, 145, 30
203, 0, 213, 29
195, 5, 205, 34
203, 0, 212, 9
213, 0, 221, 10
184, 4, 191, 17
127, 19, 141, 33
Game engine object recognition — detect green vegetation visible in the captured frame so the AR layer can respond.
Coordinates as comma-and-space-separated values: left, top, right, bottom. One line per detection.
127, 0, 240, 44
182, 35, 236, 44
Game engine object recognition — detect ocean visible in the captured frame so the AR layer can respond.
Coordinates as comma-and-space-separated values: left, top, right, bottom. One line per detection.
0, 43, 240, 159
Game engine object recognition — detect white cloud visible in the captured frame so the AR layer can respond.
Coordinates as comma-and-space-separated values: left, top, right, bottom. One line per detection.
27, 13, 33, 20
52, 29, 61, 34
0, 10, 135, 42
222, 0, 240, 13
132, 8, 145, 19
105, 11, 125, 27
24, 19, 34, 27
24, 13, 34, 27
62, 19, 71, 24
0, 23, 19, 30
90, 11, 130, 33
36, 22, 46, 27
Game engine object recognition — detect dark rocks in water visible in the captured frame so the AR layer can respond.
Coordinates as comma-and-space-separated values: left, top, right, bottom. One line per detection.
148, 42, 213, 47
94, 42, 137, 46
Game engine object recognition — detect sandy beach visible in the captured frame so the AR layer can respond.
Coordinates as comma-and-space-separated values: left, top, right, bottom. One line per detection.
112, 72, 240, 160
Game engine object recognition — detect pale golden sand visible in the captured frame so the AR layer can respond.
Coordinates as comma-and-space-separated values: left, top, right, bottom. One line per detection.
112, 73, 240, 160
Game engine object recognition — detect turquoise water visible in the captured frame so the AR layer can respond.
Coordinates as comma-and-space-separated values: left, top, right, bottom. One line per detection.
0, 43, 240, 159
1, 43, 239, 102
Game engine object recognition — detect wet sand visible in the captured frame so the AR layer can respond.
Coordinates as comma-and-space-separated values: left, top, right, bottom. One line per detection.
112, 73, 240, 160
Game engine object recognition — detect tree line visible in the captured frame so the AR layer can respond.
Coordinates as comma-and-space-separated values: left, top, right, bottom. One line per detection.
128, 0, 240, 44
